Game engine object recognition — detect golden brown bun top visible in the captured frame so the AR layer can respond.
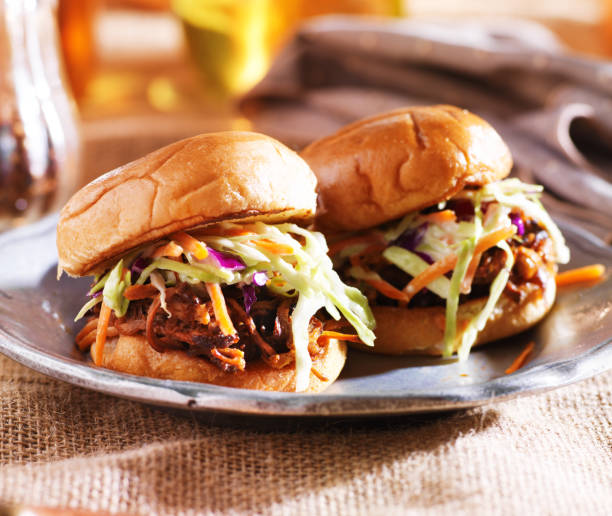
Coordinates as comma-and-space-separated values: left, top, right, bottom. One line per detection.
57, 131, 317, 276
301, 105, 513, 231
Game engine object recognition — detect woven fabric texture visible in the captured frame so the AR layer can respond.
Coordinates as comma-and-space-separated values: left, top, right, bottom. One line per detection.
0, 353, 610, 515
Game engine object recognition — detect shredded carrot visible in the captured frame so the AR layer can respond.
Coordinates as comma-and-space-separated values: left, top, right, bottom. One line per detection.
318, 331, 362, 343
422, 210, 456, 224
76, 318, 118, 352
171, 231, 208, 260
77, 331, 97, 351
205, 283, 236, 336
556, 264, 605, 287
311, 367, 329, 382
151, 241, 183, 259
91, 302, 111, 366
505, 341, 535, 374
124, 284, 159, 300
402, 226, 516, 303
365, 277, 410, 302
76, 323, 97, 351
327, 233, 385, 256
402, 253, 458, 300
473, 226, 516, 256
83, 316, 99, 331
461, 251, 483, 294
349, 247, 392, 302
76, 317, 98, 341
250, 239, 294, 255
210, 347, 245, 371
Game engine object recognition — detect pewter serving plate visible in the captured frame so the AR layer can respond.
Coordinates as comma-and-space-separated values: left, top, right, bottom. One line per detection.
0, 215, 610, 417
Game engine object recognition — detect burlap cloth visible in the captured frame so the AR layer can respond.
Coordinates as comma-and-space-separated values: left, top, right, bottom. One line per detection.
0, 350, 610, 515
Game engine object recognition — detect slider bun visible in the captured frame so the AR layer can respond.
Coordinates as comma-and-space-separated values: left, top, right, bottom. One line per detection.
58, 131, 317, 277
102, 335, 347, 393
301, 105, 513, 231
352, 264, 556, 355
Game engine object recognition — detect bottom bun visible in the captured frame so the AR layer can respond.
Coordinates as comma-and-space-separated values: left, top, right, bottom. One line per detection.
354, 266, 556, 356
102, 335, 347, 393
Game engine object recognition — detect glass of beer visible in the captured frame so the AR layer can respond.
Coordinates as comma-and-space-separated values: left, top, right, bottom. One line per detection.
172, 0, 402, 98
172, 0, 298, 97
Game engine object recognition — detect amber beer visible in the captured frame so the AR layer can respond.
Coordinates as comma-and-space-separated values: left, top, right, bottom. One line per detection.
57, 0, 98, 99
172, 0, 402, 97
172, 0, 295, 96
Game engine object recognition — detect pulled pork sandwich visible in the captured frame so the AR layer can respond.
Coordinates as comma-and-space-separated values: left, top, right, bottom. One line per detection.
57, 132, 375, 392
301, 105, 569, 359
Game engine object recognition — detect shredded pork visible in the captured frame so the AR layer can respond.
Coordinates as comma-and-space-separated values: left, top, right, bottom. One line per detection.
83, 283, 329, 373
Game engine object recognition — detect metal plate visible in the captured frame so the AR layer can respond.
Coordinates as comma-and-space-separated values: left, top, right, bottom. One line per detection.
0, 215, 610, 417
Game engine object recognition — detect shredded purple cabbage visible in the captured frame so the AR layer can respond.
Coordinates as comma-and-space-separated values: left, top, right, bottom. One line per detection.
415, 251, 434, 264
89, 290, 102, 298
242, 284, 256, 314
241, 272, 268, 313
510, 213, 525, 236
252, 271, 268, 286
390, 223, 434, 263
130, 256, 151, 282
207, 248, 245, 270
391, 223, 428, 252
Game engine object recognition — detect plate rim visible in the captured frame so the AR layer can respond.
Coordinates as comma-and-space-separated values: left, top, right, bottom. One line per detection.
0, 326, 610, 416
0, 214, 610, 417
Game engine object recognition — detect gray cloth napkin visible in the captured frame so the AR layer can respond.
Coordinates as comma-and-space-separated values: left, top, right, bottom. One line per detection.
244, 16, 612, 243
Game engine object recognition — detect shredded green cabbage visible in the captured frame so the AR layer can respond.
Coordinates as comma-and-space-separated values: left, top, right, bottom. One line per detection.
75, 221, 376, 392
74, 295, 102, 322
456, 178, 570, 263
443, 240, 474, 356
343, 177, 569, 360
136, 257, 234, 285
291, 294, 324, 391
102, 260, 131, 318
383, 246, 450, 299
456, 240, 514, 361
87, 270, 110, 296
150, 271, 170, 316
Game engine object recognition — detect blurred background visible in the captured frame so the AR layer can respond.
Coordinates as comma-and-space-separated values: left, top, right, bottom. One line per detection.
2, 0, 612, 231
62, 0, 612, 112
60, 0, 612, 174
